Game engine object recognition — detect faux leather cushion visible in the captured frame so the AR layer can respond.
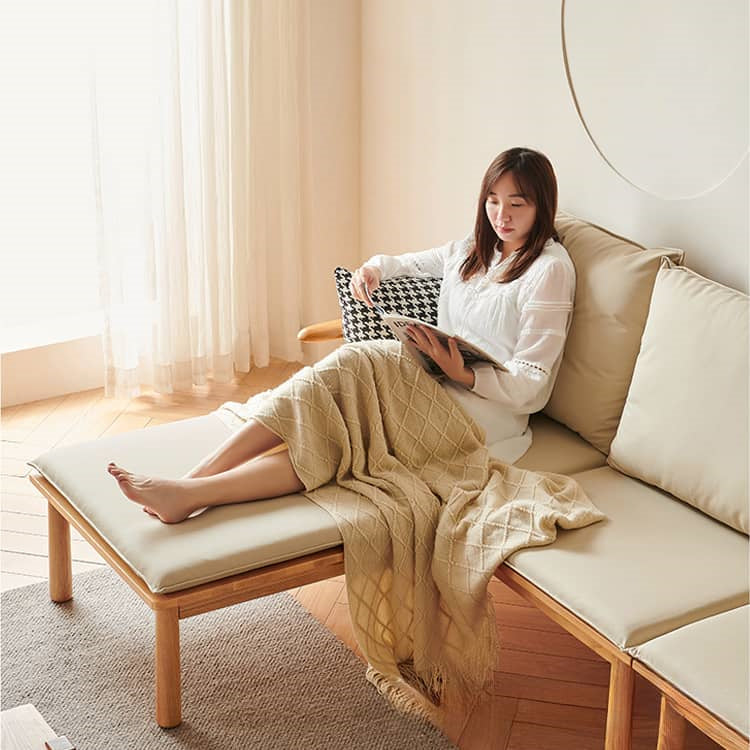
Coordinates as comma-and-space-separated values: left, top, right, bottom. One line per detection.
630, 606, 749, 738
516, 413, 606, 475
609, 262, 749, 534
504, 466, 749, 648
29, 415, 343, 594
543, 212, 684, 453
29, 408, 603, 595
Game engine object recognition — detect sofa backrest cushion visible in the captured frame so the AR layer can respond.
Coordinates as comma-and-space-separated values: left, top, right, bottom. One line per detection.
608, 260, 749, 534
544, 212, 684, 453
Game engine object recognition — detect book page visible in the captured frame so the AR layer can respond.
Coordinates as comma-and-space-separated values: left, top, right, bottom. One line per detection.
382, 315, 507, 376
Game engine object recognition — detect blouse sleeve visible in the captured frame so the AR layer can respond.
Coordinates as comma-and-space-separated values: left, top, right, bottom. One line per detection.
362, 235, 470, 280
469, 259, 575, 412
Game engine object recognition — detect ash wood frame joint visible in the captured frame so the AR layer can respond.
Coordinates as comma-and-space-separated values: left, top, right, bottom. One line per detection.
633, 661, 748, 750
496, 563, 749, 750
495, 565, 630, 665
496, 564, 636, 749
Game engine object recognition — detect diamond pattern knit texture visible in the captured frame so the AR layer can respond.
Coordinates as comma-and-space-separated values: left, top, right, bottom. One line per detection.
334, 267, 441, 342
220, 341, 605, 711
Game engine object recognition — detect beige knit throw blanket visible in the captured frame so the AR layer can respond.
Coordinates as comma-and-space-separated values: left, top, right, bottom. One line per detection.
216, 341, 605, 713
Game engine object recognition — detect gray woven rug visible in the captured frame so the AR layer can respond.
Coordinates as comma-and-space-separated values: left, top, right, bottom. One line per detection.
1, 569, 455, 749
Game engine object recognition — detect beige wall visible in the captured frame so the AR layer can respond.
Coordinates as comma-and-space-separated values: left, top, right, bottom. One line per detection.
300, 0, 360, 363
360, 0, 749, 293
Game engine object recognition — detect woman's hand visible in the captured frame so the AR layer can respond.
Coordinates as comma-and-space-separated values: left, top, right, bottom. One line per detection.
350, 265, 382, 306
406, 325, 475, 387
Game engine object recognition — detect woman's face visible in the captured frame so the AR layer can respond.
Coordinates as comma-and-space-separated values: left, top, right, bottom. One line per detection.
485, 171, 537, 254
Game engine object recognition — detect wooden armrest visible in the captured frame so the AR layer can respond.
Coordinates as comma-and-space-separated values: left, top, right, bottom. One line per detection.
297, 318, 344, 343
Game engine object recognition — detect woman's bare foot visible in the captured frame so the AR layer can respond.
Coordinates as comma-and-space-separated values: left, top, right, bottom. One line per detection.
107, 462, 199, 523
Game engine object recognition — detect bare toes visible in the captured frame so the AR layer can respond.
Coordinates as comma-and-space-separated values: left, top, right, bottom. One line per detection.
108, 465, 128, 479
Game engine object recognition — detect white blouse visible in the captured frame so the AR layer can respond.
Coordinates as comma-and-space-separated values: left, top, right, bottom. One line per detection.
364, 234, 575, 463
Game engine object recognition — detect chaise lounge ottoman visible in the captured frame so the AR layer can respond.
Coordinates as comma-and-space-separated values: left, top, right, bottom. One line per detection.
29, 413, 344, 728
29, 407, 604, 728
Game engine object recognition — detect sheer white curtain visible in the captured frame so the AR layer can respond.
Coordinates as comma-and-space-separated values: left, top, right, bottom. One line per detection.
92, 0, 305, 398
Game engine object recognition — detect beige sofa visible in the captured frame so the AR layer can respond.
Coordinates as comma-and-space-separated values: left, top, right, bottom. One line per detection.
29, 213, 749, 749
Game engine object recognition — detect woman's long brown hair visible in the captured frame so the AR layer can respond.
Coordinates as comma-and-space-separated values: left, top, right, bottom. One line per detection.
460, 147, 559, 283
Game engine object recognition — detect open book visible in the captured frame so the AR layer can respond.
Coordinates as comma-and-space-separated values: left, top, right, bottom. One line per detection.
361, 284, 506, 379
381, 314, 507, 379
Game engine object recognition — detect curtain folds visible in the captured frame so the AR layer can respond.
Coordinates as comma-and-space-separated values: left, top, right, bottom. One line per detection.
92, 0, 306, 398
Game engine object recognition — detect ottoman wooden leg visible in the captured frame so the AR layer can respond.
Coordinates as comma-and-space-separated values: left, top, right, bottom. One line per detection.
605, 658, 635, 750
155, 607, 181, 728
47, 503, 73, 603
657, 695, 687, 750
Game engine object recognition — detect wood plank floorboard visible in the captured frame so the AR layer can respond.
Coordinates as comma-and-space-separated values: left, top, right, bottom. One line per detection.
1, 492, 48, 515
457, 694, 517, 749
0, 368, 722, 750
2, 509, 85, 540
1, 570, 46, 591
1, 456, 32, 478
2, 475, 46, 496
496, 623, 604, 662
1, 395, 67, 442
492, 670, 609, 710
1, 549, 104, 578
2, 530, 105, 564
24, 389, 106, 448
493, 601, 572, 634
496, 647, 611, 686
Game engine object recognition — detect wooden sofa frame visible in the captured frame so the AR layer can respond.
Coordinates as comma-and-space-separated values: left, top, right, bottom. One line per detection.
29, 318, 746, 750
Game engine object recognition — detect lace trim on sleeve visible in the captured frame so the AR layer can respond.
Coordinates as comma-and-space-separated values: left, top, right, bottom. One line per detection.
523, 300, 573, 311
512, 358, 551, 377
520, 327, 566, 337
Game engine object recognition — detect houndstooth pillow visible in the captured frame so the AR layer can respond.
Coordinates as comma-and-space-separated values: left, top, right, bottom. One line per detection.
334, 267, 441, 342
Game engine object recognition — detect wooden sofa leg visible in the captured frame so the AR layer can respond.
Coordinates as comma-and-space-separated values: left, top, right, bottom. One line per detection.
605, 658, 635, 750
47, 503, 73, 603
155, 608, 181, 728
656, 695, 687, 750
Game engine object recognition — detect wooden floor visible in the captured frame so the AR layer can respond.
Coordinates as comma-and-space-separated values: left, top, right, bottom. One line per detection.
1, 362, 720, 750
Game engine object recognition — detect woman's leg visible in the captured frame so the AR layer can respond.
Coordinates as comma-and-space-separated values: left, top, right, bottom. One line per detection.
184, 418, 284, 478
108, 449, 305, 524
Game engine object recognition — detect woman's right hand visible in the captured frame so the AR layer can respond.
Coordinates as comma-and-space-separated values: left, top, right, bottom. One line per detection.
350, 265, 382, 306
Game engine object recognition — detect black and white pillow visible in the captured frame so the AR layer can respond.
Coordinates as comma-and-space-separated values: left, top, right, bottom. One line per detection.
334, 267, 441, 342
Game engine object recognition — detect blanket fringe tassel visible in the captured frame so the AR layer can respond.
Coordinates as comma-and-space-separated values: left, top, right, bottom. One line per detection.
365, 666, 439, 723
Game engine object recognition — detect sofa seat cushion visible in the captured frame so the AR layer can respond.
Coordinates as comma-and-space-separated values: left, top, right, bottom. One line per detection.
503, 466, 749, 648
516, 413, 606, 474
29, 415, 343, 594
630, 606, 749, 738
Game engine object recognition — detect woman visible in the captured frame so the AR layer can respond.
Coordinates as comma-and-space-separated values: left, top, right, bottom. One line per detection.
353, 146, 574, 464
107, 147, 575, 524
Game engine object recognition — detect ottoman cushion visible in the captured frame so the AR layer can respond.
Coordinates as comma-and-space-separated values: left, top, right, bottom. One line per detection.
30, 415, 343, 594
